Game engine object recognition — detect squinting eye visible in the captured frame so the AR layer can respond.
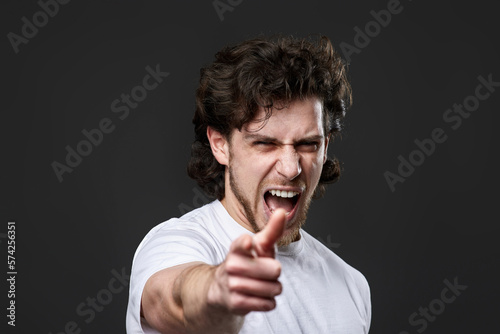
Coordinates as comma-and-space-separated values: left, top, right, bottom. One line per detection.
297, 142, 319, 151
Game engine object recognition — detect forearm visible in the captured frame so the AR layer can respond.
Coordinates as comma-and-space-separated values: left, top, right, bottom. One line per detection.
176, 264, 244, 333
142, 262, 243, 334
142, 215, 286, 333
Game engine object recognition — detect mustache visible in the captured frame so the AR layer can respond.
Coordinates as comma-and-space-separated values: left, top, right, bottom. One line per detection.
261, 179, 306, 189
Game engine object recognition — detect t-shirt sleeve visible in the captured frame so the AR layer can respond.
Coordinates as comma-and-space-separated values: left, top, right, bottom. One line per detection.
126, 220, 218, 333
361, 275, 371, 333
341, 260, 372, 334
352, 269, 372, 334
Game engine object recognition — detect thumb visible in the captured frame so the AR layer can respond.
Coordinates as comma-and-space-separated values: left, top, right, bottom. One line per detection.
253, 209, 286, 257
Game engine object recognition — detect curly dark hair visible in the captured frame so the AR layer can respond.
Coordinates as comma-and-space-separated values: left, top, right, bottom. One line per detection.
187, 35, 352, 200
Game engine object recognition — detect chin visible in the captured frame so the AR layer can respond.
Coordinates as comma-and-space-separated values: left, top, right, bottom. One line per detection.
277, 225, 301, 247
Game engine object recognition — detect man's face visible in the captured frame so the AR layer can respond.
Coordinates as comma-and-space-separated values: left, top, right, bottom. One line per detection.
213, 97, 329, 246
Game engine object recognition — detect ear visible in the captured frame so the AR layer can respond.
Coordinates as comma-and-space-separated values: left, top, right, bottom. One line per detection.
323, 133, 331, 164
207, 126, 229, 166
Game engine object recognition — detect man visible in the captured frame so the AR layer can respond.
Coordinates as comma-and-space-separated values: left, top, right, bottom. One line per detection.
126, 35, 371, 333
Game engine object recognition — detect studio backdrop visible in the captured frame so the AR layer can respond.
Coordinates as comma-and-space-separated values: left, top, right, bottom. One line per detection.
2, 0, 499, 333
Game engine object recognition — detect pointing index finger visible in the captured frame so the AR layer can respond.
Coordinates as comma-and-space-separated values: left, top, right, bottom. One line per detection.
253, 209, 286, 257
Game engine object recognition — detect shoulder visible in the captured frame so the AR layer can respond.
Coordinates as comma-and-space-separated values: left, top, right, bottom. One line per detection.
141, 201, 220, 243
132, 201, 225, 264
126, 202, 224, 333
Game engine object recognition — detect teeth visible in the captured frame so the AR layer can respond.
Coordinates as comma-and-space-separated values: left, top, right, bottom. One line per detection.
268, 190, 299, 198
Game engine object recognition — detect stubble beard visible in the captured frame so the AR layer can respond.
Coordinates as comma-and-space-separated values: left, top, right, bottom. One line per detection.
228, 166, 314, 247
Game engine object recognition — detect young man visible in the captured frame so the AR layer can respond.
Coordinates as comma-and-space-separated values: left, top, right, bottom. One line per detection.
126, 35, 371, 333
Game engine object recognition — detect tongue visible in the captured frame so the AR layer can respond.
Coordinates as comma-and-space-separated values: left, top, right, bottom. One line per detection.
265, 194, 294, 213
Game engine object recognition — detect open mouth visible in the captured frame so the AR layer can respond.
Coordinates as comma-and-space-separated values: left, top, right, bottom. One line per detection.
264, 189, 301, 217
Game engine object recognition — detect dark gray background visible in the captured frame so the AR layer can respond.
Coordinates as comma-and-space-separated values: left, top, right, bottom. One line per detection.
2, 0, 498, 333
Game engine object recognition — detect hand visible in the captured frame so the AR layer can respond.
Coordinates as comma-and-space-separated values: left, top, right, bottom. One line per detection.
208, 209, 287, 315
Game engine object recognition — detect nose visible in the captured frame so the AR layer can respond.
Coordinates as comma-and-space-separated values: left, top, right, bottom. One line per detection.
275, 145, 302, 180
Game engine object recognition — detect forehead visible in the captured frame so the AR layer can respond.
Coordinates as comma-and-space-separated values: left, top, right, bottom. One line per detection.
243, 97, 325, 137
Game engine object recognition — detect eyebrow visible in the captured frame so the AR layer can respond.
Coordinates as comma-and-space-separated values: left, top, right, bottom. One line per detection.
243, 134, 324, 143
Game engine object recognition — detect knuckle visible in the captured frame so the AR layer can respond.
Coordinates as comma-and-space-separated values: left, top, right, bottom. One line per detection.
224, 256, 240, 273
234, 234, 252, 250
229, 293, 245, 310
241, 234, 252, 244
227, 277, 241, 291
230, 236, 243, 251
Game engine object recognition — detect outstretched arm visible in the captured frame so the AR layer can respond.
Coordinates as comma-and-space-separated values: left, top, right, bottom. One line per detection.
141, 209, 287, 334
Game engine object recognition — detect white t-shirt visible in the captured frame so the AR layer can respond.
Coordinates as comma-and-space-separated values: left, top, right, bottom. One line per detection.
126, 200, 371, 333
